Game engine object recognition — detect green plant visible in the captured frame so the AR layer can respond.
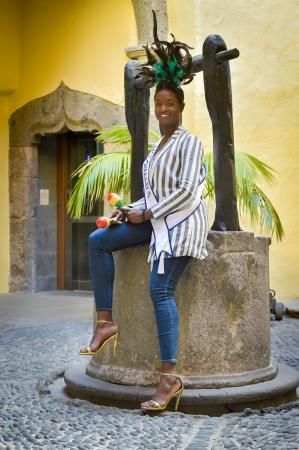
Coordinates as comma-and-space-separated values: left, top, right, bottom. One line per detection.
204, 152, 284, 241
67, 126, 159, 219
67, 125, 284, 241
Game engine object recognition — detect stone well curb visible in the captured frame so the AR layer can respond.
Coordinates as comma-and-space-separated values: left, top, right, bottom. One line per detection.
64, 363, 299, 416
284, 300, 299, 319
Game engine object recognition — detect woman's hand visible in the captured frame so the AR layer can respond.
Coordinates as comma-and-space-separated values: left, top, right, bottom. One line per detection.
110, 207, 153, 224
121, 207, 144, 224
109, 208, 125, 224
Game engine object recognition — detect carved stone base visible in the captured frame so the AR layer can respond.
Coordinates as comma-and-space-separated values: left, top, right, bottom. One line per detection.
64, 362, 299, 415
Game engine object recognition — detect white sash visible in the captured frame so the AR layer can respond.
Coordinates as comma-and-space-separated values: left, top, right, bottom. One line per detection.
143, 142, 206, 274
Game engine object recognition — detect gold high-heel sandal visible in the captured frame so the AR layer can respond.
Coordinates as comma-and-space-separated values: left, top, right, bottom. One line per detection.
140, 373, 184, 412
79, 320, 118, 356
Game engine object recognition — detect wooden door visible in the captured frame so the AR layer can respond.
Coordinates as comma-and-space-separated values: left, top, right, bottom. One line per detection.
57, 134, 71, 289
56, 132, 103, 290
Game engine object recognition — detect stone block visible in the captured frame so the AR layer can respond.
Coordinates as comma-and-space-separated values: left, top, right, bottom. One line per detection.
9, 218, 37, 292
9, 175, 38, 219
9, 146, 38, 178
207, 230, 254, 252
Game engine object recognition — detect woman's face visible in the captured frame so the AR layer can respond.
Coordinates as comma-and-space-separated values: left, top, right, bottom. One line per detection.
154, 89, 184, 128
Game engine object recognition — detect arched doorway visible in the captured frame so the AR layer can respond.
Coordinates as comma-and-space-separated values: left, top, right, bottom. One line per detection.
9, 82, 125, 292
38, 130, 104, 291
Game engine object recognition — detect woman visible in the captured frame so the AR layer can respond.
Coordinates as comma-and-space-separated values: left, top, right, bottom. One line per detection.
79, 80, 208, 411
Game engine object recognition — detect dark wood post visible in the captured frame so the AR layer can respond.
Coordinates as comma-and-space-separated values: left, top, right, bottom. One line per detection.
202, 34, 241, 231
124, 60, 150, 202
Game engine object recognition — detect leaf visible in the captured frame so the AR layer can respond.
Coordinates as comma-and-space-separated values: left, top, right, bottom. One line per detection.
94, 125, 131, 148
203, 150, 284, 241
67, 152, 130, 219
203, 152, 215, 199
236, 152, 276, 187
94, 125, 160, 152
253, 185, 284, 241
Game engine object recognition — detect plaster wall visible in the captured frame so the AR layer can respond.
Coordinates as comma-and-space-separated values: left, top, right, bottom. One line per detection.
8, 0, 137, 115
167, 0, 299, 299
0, 96, 10, 292
0, 0, 21, 292
0, 0, 20, 94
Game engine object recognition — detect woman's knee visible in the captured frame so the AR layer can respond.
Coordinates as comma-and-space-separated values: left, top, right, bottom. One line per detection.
149, 275, 160, 297
149, 278, 170, 304
88, 229, 107, 251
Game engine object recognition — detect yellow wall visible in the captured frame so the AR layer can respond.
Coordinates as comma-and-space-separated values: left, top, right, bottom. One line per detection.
168, 0, 299, 299
0, 0, 20, 94
8, 0, 137, 115
0, 96, 10, 292
0, 0, 21, 292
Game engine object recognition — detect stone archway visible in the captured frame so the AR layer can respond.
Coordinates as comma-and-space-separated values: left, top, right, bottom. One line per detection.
9, 82, 125, 292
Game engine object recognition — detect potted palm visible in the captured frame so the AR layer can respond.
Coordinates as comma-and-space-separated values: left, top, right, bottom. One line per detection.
67, 125, 284, 241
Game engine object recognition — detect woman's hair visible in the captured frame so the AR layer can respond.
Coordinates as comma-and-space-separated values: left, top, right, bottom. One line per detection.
154, 81, 185, 105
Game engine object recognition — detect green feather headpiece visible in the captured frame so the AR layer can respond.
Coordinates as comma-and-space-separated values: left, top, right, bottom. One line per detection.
138, 10, 195, 87
153, 59, 184, 87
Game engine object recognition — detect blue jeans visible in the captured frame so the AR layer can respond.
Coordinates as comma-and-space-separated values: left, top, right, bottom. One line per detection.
88, 222, 191, 363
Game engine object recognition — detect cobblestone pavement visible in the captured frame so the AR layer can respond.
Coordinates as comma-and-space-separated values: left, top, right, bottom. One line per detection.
0, 317, 298, 449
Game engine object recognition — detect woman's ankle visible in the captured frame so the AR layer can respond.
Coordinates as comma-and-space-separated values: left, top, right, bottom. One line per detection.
96, 311, 113, 323
160, 362, 177, 375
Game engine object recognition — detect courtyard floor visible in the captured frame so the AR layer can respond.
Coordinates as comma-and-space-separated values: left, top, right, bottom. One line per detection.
0, 292, 298, 450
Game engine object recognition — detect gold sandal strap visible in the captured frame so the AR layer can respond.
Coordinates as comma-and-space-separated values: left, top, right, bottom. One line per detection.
144, 400, 163, 408
96, 320, 114, 324
160, 373, 183, 388
160, 372, 179, 377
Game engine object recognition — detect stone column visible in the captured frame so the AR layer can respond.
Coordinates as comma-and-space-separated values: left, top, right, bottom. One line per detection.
9, 146, 38, 291
86, 231, 276, 388
125, 0, 168, 60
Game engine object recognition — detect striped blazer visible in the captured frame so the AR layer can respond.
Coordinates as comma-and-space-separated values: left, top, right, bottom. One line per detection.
130, 125, 209, 265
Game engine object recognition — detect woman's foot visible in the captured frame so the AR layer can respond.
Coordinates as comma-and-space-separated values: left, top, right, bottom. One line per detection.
141, 374, 183, 411
79, 321, 118, 355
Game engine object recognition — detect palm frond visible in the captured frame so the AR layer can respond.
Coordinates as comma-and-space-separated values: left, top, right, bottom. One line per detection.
94, 125, 131, 148
203, 152, 214, 199
94, 125, 160, 152
68, 125, 160, 219
252, 185, 284, 241
236, 152, 276, 187
67, 152, 130, 219
203, 150, 284, 241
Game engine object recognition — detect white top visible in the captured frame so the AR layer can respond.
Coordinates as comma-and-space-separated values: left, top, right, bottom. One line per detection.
130, 126, 209, 270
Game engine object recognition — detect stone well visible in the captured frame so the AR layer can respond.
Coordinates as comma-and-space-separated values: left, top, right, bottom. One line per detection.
65, 231, 299, 414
